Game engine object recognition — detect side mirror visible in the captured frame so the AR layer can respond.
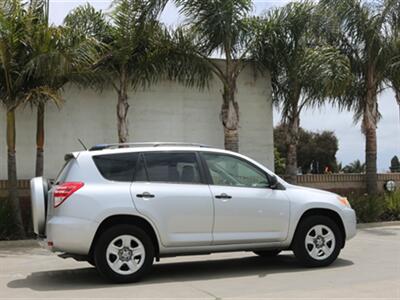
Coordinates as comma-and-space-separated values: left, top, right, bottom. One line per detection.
269, 175, 279, 189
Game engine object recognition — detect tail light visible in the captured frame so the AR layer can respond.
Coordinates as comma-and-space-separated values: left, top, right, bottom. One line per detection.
53, 182, 84, 208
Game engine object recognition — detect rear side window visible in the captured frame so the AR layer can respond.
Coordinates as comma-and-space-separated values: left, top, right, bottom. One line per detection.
93, 153, 139, 182
143, 152, 202, 184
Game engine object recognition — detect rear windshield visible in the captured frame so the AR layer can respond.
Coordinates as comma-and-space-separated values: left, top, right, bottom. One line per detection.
93, 153, 139, 182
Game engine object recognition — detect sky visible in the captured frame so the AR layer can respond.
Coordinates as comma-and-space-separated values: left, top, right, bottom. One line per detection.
48, 0, 400, 172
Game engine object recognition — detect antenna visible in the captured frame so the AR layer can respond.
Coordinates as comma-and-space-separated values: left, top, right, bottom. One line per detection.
77, 138, 88, 150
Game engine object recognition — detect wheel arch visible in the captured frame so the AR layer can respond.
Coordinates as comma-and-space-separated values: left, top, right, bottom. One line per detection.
292, 208, 346, 248
89, 214, 160, 259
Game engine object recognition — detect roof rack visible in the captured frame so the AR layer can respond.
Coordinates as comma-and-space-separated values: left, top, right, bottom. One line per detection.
89, 142, 213, 151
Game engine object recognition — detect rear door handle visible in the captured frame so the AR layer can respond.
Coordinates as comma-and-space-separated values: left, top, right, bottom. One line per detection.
136, 192, 155, 198
215, 193, 232, 199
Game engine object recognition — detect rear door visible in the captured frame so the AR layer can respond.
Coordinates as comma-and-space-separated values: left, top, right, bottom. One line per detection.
130, 151, 214, 247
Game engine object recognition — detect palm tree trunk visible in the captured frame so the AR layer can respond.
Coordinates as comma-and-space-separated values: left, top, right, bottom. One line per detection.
285, 115, 300, 184
396, 89, 400, 125
365, 125, 377, 194
363, 89, 378, 195
6, 109, 25, 237
35, 103, 45, 177
221, 85, 239, 152
117, 70, 129, 144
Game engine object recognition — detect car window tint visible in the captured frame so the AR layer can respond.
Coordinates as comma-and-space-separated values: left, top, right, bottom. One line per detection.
144, 152, 201, 184
203, 153, 269, 188
93, 153, 138, 182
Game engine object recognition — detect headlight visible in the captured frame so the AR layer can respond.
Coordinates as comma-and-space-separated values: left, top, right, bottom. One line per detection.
337, 196, 351, 208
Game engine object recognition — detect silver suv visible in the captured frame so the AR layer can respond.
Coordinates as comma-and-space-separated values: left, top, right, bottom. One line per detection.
31, 142, 356, 283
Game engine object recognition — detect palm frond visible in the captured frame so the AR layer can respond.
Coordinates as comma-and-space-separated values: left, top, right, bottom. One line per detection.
252, 0, 351, 124
175, 0, 252, 58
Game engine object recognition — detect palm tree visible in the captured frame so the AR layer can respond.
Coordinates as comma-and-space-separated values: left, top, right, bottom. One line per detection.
387, 40, 400, 125
320, 0, 400, 194
26, 1, 102, 177
64, 1, 211, 144
172, 0, 256, 152
65, 0, 167, 143
252, 2, 351, 183
386, 2, 400, 123
0, 0, 60, 235
65, 1, 159, 143
343, 159, 366, 173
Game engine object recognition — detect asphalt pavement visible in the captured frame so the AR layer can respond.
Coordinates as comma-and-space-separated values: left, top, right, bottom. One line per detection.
0, 225, 399, 299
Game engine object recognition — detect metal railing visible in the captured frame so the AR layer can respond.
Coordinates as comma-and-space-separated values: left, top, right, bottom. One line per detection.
89, 142, 213, 151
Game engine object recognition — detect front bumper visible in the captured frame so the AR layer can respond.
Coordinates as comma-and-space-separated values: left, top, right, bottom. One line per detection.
45, 216, 98, 255
342, 208, 357, 240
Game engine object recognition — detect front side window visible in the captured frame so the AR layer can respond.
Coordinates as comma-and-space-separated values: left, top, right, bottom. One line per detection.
202, 153, 269, 188
93, 153, 139, 182
143, 152, 202, 184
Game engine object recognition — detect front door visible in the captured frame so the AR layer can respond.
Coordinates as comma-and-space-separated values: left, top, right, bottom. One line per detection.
131, 151, 214, 247
201, 152, 290, 245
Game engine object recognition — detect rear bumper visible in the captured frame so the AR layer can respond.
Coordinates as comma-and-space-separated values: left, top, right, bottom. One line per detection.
45, 216, 98, 255
342, 208, 357, 241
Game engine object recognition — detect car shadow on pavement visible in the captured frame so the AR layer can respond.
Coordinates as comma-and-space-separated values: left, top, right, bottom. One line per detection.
7, 254, 353, 291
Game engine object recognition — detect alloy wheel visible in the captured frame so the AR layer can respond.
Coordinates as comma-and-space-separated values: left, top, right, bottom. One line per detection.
106, 234, 146, 275
305, 224, 336, 260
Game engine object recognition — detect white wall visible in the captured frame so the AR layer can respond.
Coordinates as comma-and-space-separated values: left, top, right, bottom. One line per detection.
0, 64, 274, 179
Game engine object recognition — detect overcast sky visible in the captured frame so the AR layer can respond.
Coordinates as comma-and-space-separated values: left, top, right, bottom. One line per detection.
49, 0, 400, 172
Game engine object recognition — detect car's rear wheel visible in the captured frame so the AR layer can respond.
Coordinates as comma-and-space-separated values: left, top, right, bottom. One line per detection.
94, 225, 154, 283
292, 215, 342, 267
253, 250, 281, 257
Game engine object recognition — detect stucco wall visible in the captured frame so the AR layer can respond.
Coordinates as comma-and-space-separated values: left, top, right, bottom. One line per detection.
0, 63, 273, 180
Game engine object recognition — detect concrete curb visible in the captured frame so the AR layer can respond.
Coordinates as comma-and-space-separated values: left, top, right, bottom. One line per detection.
357, 221, 400, 229
0, 239, 40, 249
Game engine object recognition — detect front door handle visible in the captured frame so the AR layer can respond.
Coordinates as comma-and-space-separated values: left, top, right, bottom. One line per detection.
215, 193, 232, 199
136, 192, 155, 198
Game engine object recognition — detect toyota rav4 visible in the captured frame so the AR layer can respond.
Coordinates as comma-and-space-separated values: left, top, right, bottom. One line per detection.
30, 142, 356, 283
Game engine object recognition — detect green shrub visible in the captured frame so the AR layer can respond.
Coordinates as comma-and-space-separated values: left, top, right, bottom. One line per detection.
348, 193, 386, 223
383, 190, 400, 221
0, 199, 18, 240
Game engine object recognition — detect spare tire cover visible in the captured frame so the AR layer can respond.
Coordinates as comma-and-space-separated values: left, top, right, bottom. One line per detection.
30, 177, 48, 235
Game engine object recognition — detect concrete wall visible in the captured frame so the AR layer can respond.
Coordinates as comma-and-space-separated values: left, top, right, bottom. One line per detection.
0, 63, 274, 179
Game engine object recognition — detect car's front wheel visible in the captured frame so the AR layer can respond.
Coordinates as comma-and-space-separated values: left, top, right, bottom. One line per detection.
94, 225, 154, 283
292, 215, 342, 267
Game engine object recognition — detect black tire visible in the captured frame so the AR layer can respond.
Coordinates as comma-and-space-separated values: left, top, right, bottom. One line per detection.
253, 250, 281, 257
292, 215, 342, 267
94, 224, 154, 283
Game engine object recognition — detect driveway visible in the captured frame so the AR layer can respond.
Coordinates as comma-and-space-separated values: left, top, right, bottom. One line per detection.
1, 225, 399, 299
